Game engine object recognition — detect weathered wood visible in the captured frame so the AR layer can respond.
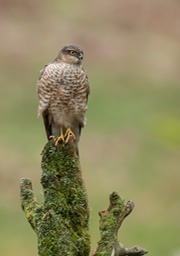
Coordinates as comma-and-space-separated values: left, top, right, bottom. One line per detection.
20, 140, 90, 256
92, 192, 148, 256
20, 139, 148, 256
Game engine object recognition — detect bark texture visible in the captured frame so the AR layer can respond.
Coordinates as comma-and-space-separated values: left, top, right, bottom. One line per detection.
20, 139, 148, 256
20, 140, 90, 256
92, 192, 148, 256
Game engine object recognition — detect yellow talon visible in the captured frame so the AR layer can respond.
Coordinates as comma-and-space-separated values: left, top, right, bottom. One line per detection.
49, 135, 56, 141
55, 135, 65, 146
64, 128, 76, 143
50, 135, 65, 146
49, 128, 75, 146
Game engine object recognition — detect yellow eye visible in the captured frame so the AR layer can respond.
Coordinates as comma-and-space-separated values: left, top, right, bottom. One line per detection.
70, 50, 76, 55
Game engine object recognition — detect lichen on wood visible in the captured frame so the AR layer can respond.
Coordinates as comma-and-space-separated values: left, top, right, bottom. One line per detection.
20, 140, 90, 256
92, 192, 148, 256
20, 139, 148, 256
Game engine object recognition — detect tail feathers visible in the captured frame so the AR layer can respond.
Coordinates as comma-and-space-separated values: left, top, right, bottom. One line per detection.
42, 112, 52, 140
75, 141, 79, 157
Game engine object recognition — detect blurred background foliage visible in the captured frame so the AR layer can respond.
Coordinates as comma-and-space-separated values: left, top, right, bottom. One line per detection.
0, 0, 180, 255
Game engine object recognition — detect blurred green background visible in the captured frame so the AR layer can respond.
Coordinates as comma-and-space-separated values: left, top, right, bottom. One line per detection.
0, 0, 180, 255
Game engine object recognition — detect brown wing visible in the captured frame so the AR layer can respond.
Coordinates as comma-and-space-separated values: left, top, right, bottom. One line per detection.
79, 72, 90, 138
83, 68, 90, 103
37, 65, 53, 139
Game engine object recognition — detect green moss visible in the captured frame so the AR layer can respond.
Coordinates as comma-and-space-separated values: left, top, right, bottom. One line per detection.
20, 141, 90, 256
20, 141, 148, 256
94, 193, 126, 256
94, 193, 148, 256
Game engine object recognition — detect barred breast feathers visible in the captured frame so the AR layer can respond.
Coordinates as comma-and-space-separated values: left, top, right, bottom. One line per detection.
37, 62, 89, 117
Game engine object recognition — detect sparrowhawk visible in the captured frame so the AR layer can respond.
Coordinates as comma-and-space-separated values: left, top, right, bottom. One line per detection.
37, 44, 90, 155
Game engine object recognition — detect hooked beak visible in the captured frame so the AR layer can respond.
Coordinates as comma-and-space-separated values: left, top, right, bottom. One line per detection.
78, 52, 84, 60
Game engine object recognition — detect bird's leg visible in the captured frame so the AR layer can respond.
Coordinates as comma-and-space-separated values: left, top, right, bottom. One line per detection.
50, 127, 65, 146
55, 127, 65, 146
64, 128, 76, 143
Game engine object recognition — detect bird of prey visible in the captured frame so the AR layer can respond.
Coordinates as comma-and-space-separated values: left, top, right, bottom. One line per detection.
37, 44, 90, 155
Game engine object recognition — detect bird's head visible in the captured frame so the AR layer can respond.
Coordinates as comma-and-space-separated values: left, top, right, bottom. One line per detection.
57, 44, 84, 64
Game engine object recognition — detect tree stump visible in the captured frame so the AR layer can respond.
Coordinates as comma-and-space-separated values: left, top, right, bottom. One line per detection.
20, 140, 90, 256
20, 139, 148, 256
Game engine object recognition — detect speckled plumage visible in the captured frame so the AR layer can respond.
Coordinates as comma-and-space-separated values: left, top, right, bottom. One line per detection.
37, 44, 90, 153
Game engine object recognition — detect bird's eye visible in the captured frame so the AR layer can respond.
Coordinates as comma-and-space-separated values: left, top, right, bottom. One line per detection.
70, 50, 76, 55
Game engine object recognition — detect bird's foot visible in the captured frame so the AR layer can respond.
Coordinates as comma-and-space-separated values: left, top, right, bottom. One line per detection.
64, 128, 76, 143
49, 135, 65, 146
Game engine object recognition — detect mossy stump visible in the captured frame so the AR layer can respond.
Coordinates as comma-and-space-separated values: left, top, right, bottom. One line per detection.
20, 139, 148, 256
20, 140, 90, 256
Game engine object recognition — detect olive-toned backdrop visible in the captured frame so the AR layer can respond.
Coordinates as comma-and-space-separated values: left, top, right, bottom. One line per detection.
0, 1, 180, 255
